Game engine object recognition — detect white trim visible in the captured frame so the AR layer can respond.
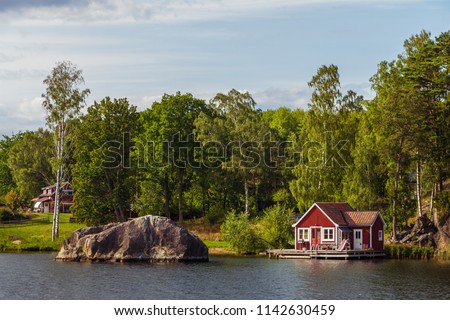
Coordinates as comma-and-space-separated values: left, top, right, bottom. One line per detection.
353, 229, 363, 250
322, 227, 335, 241
378, 229, 383, 241
310, 226, 322, 247
370, 211, 387, 227
297, 228, 309, 242
292, 203, 339, 228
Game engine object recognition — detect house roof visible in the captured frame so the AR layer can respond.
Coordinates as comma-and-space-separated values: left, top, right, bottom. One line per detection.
343, 211, 378, 226
315, 202, 354, 225
293, 202, 384, 228
41, 182, 71, 190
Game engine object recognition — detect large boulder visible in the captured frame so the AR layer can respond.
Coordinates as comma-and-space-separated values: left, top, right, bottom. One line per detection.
55, 215, 208, 262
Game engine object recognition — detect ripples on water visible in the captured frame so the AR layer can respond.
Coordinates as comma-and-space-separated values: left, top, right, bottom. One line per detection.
0, 253, 449, 299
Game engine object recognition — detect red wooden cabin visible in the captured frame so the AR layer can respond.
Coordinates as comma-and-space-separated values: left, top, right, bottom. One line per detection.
292, 202, 385, 251
32, 182, 74, 213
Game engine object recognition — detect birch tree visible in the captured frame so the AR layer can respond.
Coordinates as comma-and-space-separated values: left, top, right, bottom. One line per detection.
42, 61, 89, 240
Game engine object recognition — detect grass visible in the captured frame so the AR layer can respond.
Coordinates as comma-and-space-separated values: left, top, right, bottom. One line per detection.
0, 213, 85, 252
203, 240, 229, 248
0, 213, 231, 253
385, 243, 436, 259
183, 218, 235, 254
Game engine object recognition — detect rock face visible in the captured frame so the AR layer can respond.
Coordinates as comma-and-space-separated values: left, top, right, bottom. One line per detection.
55, 215, 208, 262
435, 214, 450, 252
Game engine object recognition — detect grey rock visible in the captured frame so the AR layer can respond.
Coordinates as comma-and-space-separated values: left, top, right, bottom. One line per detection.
55, 215, 208, 262
416, 233, 435, 247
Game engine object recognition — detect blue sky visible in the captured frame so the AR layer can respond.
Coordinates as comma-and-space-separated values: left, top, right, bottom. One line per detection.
0, 0, 449, 136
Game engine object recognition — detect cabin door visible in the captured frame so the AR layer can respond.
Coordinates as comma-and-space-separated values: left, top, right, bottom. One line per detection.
310, 227, 321, 250
353, 229, 363, 250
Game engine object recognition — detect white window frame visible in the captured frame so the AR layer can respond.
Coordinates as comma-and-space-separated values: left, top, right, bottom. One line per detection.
378, 230, 383, 241
298, 228, 309, 241
323, 228, 335, 241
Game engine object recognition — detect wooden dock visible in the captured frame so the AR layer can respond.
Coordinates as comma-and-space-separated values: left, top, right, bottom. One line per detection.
266, 249, 385, 260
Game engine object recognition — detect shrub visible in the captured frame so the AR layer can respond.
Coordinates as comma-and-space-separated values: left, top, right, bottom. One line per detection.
0, 208, 13, 221
259, 204, 294, 248
5, 190, 21, 212
220, 210, 266, 254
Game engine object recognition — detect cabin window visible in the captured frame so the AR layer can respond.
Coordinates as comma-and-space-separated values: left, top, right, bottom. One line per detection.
323, 228, 334, 241
63, 190, 74, 196
378, 230, 383, 241
298, 228, 309, 241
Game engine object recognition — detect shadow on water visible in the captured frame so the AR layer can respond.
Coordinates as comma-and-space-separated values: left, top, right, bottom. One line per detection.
0, 253, 449, 299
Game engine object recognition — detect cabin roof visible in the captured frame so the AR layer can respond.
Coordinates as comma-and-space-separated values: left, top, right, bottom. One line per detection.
315, 202, 354, 225
343, 211, 378, 226
293, 202, 384, 228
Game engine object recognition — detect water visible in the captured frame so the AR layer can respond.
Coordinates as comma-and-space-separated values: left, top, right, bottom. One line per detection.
0, 253, 449, 299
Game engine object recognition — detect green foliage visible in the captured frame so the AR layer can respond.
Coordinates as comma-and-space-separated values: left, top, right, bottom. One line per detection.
220, 210, 266, 254
289, 64, 364, 212
4, 190, 21, 212
135, 92, 211, 222
195, 89, 269, 216
259, 204, 294, 248
435, 190, 450, 214
7, 129, 54, 204
0, 208, 13, 221
71, 97, 139, 225
385, 244, 435, 259
0, 133, 23, 196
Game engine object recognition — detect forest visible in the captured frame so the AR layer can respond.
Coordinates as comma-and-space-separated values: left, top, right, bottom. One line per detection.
0, 30, 449, 250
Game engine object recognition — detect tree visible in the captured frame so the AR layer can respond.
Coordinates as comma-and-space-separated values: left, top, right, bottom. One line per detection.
0, 133, 23, 196
7, 129, 54, 204
71, 97, 139, 225
5, 190, 21, 213
401, 30, 450, 221
136, 92, 210, 223
370, 60, 416, 239
290, 65, 362, 211
259, 204, 294, 248
369, 30, 450, 236
42, 61, 90, 240
195, 89, 267, 215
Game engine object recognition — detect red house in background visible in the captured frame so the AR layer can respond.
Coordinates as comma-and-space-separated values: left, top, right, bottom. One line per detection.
32, 182, 74, 213
292, 202, 385, 251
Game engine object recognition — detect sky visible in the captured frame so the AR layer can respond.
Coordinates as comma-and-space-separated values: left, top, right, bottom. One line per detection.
0, 0, 449, 136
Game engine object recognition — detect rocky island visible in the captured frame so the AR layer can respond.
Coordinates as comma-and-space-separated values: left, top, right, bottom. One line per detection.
55, 215, 208, 262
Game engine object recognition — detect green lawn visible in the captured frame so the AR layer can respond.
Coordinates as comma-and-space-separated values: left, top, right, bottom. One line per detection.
203, 240, 229, 249
0, 213, 229, 253
0, 213, 85, 252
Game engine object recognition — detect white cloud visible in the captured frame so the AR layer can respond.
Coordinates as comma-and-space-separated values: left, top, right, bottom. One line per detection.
17, 97, 45, 121
0, 0, 421, 25
132, 95, 163, 111
0, 97, 46, 136
253, 86, 312, 110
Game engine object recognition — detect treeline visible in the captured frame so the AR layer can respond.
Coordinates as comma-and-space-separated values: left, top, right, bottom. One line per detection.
0, 30, 449, 239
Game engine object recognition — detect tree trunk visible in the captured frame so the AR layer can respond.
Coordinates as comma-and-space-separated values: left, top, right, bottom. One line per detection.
178, 170, 184, 224
416, 158, 423, 217
115, 204, 125, 222
201, 173, 207, 217
52, 121, 64, 241
432, 183, 439, 226
52, 166, 61, 241
391, 138, 404, 241
254, 176, 259, 213
244, 177, 249, 215
163, 172, 171, 219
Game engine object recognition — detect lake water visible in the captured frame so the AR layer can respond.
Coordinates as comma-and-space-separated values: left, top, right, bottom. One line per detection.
0, 253, 449, 299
